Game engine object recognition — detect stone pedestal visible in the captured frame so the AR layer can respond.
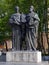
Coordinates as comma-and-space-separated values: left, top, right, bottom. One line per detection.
6, 51, 42, 63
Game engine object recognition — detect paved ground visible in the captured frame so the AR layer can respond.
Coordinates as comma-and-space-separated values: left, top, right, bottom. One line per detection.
0, 53, 6, 62
0, 62, 49, 65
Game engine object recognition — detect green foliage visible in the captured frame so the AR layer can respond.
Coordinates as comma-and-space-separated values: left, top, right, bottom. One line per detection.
48, 0, 49, 7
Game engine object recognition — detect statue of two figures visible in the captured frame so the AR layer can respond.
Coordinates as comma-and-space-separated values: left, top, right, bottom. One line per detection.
9, 6, 40, 51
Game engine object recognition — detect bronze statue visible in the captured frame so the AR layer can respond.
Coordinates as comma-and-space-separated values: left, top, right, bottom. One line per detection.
26, 5, 40, 50
9, 6, 40, 51
9, 6, 21, 50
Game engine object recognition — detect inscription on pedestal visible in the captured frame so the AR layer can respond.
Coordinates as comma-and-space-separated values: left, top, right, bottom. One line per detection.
6, 51, 41, 62
23, 52, 28, 62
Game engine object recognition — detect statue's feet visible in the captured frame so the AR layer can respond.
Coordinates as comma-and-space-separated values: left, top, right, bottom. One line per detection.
12, 48, 16, 51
